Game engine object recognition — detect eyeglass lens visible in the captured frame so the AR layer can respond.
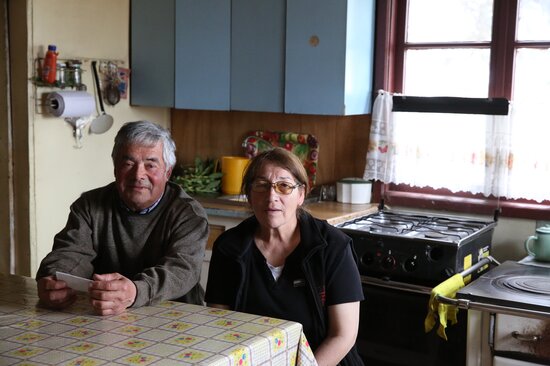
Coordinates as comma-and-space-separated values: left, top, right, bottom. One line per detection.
252, 181, 300, 195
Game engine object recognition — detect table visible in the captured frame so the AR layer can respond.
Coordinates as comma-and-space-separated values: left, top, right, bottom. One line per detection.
0, 274, 317, 366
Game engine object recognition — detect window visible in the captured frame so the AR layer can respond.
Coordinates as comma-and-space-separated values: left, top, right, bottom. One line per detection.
370, 0, 550, 219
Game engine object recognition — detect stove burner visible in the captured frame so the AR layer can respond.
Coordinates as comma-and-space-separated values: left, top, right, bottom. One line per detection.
368, 226, 400, 234
494, 275, 550, 296
423, 232, 448, 239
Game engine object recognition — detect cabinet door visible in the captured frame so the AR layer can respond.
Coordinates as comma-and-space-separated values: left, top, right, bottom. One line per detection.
230, 0, 286, 112
285, 0, 375, 115
130, 0, 175, 107
175, 0, 230, 110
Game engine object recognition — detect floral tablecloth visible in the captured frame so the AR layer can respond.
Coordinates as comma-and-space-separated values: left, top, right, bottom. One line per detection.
0, 274, 317, 366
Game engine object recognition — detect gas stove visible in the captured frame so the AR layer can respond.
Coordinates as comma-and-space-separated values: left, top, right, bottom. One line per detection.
337, 210, 497, 286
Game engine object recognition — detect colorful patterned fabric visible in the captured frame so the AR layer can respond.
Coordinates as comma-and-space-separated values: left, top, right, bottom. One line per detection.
242, 131, 319, 189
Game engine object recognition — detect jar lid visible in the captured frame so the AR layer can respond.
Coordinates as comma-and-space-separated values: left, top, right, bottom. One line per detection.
536, 226, 550, 234
67, 60, 82, 67
338, 177, 372, 184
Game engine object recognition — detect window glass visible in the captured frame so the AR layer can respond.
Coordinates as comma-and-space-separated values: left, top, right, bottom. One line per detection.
404, 49, 490, 97
375, 0, 550, 215
407, 0, 493, 43
513, 48, 550, 104
517, 0, 550, 41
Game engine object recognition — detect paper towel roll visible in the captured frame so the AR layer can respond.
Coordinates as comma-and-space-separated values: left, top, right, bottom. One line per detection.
46, 91, 96, 118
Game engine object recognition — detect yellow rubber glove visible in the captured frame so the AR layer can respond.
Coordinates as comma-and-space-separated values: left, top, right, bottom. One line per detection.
424, 273, 465, 340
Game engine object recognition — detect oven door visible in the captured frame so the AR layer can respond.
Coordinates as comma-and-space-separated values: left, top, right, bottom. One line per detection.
357, 277, 467, 366
493, 314, 550, 365
493, 356, 547, 366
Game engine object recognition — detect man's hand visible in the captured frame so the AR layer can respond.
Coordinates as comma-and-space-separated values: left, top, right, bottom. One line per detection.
37, 275, 77, 310
89, 273, 137, 316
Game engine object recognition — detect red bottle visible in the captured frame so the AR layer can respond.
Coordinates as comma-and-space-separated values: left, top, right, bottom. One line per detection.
42, 45, 58, 84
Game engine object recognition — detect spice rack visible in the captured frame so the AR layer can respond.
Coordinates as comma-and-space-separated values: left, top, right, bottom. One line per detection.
32, 57, 125, 114
32, 57, 124, 88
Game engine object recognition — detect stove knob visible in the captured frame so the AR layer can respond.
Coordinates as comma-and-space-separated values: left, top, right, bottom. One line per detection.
361, 253, 374, 266
426, 245, 444, 261
404, 256, 417, 272
381, 255, 396, 270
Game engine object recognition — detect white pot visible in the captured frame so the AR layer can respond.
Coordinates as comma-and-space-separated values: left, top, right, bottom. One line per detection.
336, 178, 372, 204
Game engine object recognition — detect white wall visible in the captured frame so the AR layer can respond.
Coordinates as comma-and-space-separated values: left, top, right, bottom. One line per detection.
29, 0, 170, 275
491, 217, 535, 261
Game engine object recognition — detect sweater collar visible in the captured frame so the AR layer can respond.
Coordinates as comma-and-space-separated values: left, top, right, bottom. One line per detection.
119, 189, 165, 214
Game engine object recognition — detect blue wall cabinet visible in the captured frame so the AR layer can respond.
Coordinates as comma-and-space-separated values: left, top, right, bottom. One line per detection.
175, 0, 230, 110
131, 0, 374, 115
130, 0, 174, 107
230, 0, 286, 112
131, 0, 230, 110
285, 0, 376, 115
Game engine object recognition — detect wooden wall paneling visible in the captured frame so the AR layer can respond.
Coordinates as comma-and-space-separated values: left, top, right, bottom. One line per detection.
334, 116, 371, 180
171, 109, 371, 185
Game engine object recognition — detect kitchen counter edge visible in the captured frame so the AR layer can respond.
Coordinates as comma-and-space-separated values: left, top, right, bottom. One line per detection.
195, 197, 379, 225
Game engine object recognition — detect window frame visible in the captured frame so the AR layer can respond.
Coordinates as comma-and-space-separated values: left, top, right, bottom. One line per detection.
373, 0, 550, 220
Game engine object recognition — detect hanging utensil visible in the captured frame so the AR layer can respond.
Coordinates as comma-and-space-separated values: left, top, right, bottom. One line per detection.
105, 61, 121, 106
90, 60, 114, 134
105, 83, 121, 106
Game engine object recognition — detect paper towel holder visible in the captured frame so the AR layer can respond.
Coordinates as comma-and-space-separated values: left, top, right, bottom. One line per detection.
64, 115, 111, 149
45, 91, 97, 149
64, 116, 93, 149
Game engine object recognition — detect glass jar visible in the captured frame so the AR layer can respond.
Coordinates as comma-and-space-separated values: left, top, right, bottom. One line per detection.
56, 61, 66, 88
66, 60, 83, 87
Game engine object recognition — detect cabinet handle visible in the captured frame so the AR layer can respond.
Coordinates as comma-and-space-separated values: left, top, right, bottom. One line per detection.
511, 330, 543, 342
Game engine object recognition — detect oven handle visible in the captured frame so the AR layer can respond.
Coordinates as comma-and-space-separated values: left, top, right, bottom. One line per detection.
360, 256, 500, 296
435, 256, 550, 319
459, 255, 500, 277
511, 331, 543, 342
433, 255, 496, 306
361, 276, 433, 295
436, 296, 550, 319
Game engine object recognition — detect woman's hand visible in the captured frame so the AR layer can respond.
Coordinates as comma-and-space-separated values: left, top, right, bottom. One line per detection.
89, 273, 137, 315
313, 301, 361, 366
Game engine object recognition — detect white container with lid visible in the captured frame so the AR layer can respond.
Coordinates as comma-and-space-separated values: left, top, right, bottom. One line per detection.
336, 178, 372, 204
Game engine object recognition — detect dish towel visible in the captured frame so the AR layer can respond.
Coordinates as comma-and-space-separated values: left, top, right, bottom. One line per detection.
424, 273, 465, 340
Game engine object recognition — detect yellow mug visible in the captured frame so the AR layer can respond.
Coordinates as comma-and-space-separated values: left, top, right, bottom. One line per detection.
221, 156, 249, 195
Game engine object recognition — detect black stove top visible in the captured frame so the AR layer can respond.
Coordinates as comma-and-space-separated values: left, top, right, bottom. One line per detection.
338, 210, 497, 286
457, 260, 550, 315
337, 210, 496, 244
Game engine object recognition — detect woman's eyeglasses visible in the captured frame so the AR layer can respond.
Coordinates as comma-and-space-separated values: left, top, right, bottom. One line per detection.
251, 180, 303, 195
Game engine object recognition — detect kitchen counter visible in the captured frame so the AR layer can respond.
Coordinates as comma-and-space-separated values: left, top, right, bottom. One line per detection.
194, 195, 379, 225
303, 201, 379, 225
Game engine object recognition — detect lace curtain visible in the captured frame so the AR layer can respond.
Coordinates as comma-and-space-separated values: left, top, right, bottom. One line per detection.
364, 90, 550, 203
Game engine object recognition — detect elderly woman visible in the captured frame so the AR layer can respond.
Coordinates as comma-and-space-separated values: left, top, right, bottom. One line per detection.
205, 148, 364, 366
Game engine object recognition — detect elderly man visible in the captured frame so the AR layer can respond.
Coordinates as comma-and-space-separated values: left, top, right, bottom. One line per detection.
36, 121, 208, 315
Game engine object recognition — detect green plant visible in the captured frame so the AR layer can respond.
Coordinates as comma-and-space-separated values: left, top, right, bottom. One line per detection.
172, 157, 222, 194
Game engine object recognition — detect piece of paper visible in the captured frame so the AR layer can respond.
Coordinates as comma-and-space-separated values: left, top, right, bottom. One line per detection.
55, 271, 92, 292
